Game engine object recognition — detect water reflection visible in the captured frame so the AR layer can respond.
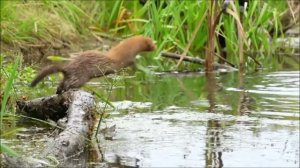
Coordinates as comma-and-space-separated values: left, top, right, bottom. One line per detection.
205, 120, 223, 168
205, 72, 223, 168
205, 72, 218, 112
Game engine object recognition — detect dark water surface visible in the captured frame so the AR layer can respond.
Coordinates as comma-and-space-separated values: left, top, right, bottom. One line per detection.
97, 70, 299, 167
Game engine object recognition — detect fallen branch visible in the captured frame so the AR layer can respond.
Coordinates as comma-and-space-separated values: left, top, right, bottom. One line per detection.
3, 90, 96, 167
161, 52, 238, 71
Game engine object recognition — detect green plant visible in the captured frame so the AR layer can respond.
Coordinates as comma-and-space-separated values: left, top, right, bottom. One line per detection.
0, 56, 19, 124
1, 0, 292, 73
0, 143, 19, 157
0, 55, 20, 158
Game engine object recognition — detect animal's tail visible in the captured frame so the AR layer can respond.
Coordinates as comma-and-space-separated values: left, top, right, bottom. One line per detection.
30, 65, 63, 87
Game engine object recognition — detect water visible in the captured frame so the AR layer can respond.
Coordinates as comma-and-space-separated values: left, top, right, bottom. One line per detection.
97, 70, 299, 167
1, 70, 299, 167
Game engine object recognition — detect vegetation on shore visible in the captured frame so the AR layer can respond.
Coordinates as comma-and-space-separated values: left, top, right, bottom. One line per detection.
1, 1, 297, 68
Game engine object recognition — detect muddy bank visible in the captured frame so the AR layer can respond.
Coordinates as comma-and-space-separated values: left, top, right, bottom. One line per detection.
1, 35, 116, 64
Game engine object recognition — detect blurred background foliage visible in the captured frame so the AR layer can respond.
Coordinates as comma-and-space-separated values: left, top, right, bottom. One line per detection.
1, 0, 298, 71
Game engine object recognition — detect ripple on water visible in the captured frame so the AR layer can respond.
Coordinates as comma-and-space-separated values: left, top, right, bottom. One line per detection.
100, 105, 299, 167
228, 71, 300, 97
98, 71, 299, 167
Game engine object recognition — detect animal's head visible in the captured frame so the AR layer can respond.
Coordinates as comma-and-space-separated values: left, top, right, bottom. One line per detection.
140, 36, 156, 52
107, 35, 156, 64
124, 35, 156, 52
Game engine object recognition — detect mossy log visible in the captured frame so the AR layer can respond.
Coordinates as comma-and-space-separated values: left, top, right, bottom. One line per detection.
2, 90, 96, 168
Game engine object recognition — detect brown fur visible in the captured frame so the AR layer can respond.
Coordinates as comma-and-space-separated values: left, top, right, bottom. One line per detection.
30, 36, 156, 94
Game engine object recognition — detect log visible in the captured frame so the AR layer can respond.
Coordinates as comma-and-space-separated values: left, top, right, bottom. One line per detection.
16, 94, 68, 121
2, 90, 96, 167
41, 90, 95, 167
161, 52, 238, 71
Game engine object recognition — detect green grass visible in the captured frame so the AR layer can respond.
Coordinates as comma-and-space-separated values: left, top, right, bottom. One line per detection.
0, 55, 20, 158
0, 143, 19, 157
1, 0, 292, 71
0, 55, 20, 124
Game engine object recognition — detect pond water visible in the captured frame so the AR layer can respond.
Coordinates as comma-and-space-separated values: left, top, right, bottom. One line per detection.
1, 69, 299, 167
96, 70, 299, 167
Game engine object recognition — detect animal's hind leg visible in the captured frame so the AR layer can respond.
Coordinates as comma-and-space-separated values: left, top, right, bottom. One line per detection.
68, 76, 90, 89
56, 76, 89, 94
56, 79, 74, 94
56, 80, 66, 94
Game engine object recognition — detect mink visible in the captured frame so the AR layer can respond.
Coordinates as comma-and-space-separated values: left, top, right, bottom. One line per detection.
30, 36, 156, 94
